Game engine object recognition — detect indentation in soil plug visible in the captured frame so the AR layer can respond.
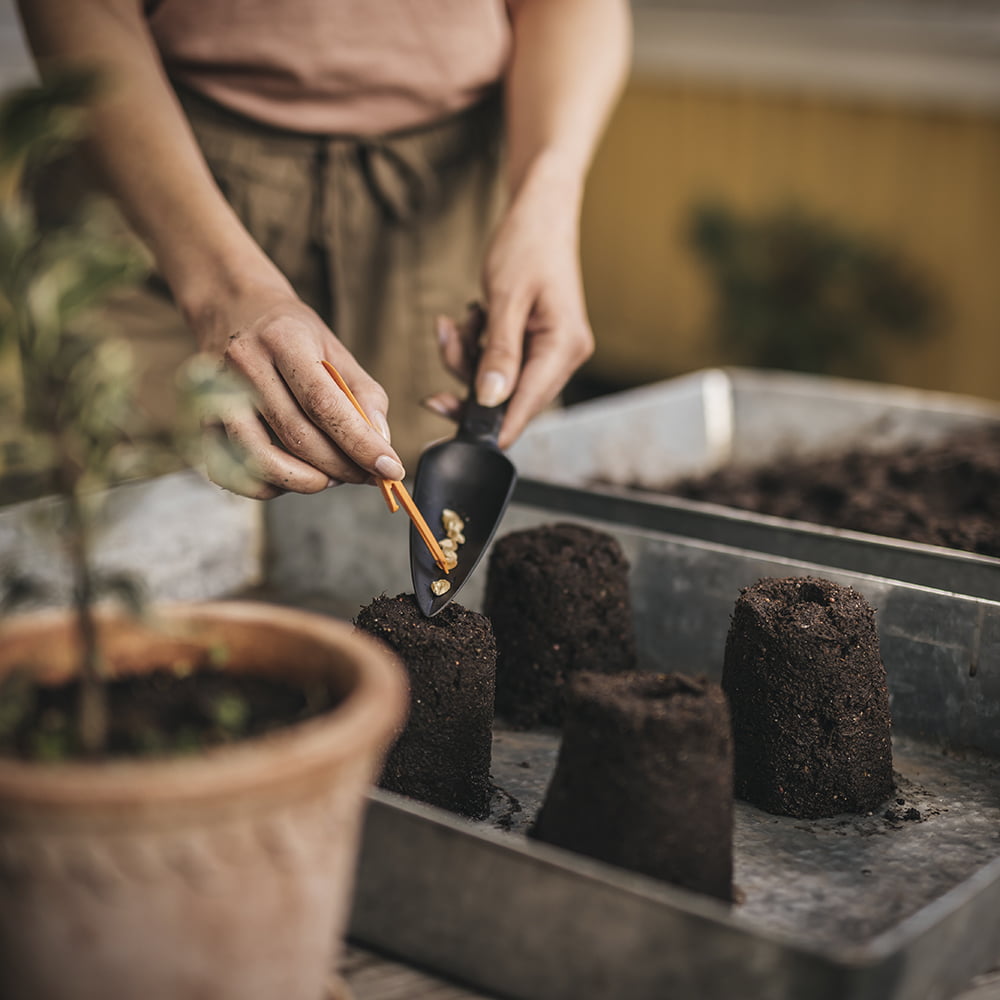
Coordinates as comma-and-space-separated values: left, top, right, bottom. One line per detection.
484, 523, 636, 729
722, 575, 894, 819
531, 671, 734, 902
354, 594, 495, 819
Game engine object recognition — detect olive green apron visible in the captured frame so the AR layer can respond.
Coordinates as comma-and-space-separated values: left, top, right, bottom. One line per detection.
93, 86, 505, 467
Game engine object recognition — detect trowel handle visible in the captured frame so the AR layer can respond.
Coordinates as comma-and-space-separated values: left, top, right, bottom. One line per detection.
455, 301, 507, 449
457, 396, 507, 448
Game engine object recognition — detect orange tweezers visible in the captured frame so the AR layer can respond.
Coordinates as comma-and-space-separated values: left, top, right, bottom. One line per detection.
321, 361, 450, 574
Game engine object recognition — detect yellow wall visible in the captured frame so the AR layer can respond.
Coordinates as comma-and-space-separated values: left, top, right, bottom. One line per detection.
581, 78, 1000, 400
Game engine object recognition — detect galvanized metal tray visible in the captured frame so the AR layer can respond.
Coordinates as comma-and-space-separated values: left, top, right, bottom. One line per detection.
507, 368, 1000, 601
353, 732, 1000, 1000
265, 490, 1000, 1000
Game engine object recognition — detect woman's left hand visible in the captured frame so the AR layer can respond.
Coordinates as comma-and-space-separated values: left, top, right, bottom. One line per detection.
425, 158, 594, 448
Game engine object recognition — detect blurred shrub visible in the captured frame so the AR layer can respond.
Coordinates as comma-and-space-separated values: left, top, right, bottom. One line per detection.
690, 202, 940, 377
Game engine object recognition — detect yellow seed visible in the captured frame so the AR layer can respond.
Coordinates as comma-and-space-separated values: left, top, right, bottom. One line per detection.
439, 537, 457, 552
430, 579, 452, 596
442, 509, 465, 534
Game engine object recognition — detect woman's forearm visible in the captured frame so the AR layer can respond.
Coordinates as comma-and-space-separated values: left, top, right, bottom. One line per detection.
503, 0, 632, 205
16, 0, 410, 499
16, 0, 288, 347
457, 0, 630, 434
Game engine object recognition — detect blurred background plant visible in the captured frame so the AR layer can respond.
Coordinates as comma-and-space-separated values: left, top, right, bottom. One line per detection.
0, 70, 251, 756
688, 201, 940, 378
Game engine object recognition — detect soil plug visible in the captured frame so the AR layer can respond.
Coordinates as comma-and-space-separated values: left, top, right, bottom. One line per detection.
722, 576, 894, 818
485, 523, 636, 728
355, 593, 496, 819
532, 671, 734, 902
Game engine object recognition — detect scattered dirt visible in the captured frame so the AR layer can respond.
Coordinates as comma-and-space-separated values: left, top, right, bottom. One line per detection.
0, 664, 340, 762
880, 779, 940, 828
884, 805, 923, 823
663, 426, 1000, 556
354, 593, 496, 820
488, 783, 523, 832
723, 576, 894, 819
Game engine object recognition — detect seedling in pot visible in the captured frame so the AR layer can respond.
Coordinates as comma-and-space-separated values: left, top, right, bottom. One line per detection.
0, 71, 285, 759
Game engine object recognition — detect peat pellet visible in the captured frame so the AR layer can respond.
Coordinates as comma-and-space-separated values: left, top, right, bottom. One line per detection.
722, 576, 893, 819
354, 594, 495, 819
484, 523, 636, 728
531, 671, 734, 902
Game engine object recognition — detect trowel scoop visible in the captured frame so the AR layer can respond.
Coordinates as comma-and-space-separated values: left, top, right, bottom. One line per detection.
409, 318, 517, 617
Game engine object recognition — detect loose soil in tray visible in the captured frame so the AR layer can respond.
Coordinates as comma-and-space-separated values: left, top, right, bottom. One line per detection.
0, 665, 341, 762
663, 425, 1000, 556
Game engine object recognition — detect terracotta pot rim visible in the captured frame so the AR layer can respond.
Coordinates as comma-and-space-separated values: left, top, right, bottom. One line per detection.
0, 601, 407, 809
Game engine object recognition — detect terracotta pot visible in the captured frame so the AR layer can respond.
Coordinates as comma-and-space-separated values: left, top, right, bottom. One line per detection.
0, 601, 407, 1000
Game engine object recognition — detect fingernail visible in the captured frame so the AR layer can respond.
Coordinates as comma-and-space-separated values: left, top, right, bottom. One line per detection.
375, 455, 405, 481
372, 411, 391, 443
435, 316, 451, 349
326, 478, 343, 489
477, 371, 508, 407
421, 395, 450, 417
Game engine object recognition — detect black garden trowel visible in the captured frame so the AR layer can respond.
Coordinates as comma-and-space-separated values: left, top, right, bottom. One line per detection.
409, 308, 517, 617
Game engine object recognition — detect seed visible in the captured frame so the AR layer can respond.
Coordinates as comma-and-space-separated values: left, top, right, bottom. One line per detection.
442, 509, 465, 534
435, 508, 466, 586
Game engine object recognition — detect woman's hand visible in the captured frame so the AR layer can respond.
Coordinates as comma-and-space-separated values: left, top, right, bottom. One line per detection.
195, 282, 406, 499
16, 0, 409, 502
427, 157, 594, 447
425, 0, 630, 447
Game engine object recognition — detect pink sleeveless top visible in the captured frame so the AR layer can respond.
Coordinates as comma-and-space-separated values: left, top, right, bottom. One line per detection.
147, 0, 510, 136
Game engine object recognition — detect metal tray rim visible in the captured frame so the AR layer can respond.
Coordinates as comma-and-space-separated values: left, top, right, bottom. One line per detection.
522, 479, 1000, 570
862, 851, 1000, 961
513, 478, 1000, 602
524, 367, 1000, 433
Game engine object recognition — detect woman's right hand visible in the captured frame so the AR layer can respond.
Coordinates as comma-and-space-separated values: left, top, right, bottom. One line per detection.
17, 1, 405, 502
194, 282, 406, 500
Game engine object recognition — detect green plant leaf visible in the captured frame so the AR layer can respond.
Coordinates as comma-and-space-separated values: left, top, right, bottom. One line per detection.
0, 68, 103, 186
210, 693, 250, 735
